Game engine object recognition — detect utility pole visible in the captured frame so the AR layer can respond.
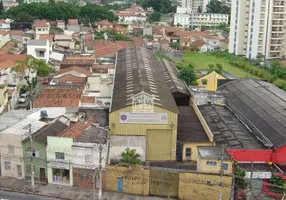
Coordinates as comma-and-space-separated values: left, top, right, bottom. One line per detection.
24, 124, 35, 193
93, 126, 109, 200
247, 160, 254, 200
218, 145, 225, 200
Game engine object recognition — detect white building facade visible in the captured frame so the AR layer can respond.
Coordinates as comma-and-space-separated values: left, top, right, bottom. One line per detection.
179, 0, 211, 12
27, 40, 50, 63
229, 0, 286, 59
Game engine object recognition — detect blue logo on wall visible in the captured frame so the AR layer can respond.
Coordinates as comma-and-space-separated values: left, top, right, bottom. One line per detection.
121, 114, 127, 121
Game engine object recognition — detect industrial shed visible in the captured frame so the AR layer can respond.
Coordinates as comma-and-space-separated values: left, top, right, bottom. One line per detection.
109, 47, 179, 161
218, 79, 286, 163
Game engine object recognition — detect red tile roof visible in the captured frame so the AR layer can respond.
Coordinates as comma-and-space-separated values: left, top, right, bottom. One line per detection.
114, 24, 126, 33
130, 24, 141, 29
0, 41, 23, 55
93, 39, 140, 58
57, 117, 96, 139
34, 19, 49, 27
115, 13, 137, 17
33, 88, 82, 108
55, 74, 87, 85
158, 39, 169, 45
56, 66, 93, 77
66, 56, 95, 61
68, 19, 78, 25
39, 34, 54, 42
92, 64, 114, 70
0, 54, 26, 62
81, 96, 96, 103
97, 20, 114, 26
193, 39, 206, 47
0, 60, 17, 69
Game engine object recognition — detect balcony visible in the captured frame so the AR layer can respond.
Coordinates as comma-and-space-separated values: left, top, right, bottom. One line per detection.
272, 21, 284, 26
271, 33, 284, 38
273, 8, 284, 12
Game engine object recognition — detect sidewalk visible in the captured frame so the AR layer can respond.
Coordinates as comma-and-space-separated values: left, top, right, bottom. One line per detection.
0, 177, 166, 200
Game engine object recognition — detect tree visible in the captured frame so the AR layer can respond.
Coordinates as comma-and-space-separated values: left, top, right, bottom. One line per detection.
197, 6, 202, 13
179, 64, 197, 86
270, 60, 286, 79
208, 64, 215, 73
32, 59, 50, 77
148, 11, 162, 22
0, 0, 4, 15
269, 175, 285, 193
201, 79, 207, 85
142, 0, 175, 13
170, 42, 180, 50
15, 12, 34, 22
206, 0, 230, 15
233, 161, 247, 189
215, 63, 223, 74
120, 148, 141, 166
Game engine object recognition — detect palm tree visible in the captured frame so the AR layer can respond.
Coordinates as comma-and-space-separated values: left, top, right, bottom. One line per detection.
120, 148, 141, 166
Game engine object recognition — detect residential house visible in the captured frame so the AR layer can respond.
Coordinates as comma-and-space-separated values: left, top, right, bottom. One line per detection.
34, 19, 50, 35
153, 30, 163, 42
82, 33, 94, 54
71, 123, 108, 188
27, 40, 50, 63
96, 20, 114, 31
115, 6, 147, 24
33, 88, 83, 108
0, 30, 23, 41
57, 20, 65, 31
109, 47, 179, 162
54, 34, 75, 50
0, 19, 11, 31
197, 71, 226, 91
0, 55, 36, 86
50, 66, 92, 86
0, 108, 67, 179
67, 19, 80, 33
0, 84, 8, 113
49, 52, 65, 67
0, 34, 11, 51
60, 56, 96, 70
46, 117, 95, 186
21, 116, 70, 182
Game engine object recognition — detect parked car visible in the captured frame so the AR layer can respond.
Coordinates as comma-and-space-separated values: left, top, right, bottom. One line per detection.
18, 93, 29, 103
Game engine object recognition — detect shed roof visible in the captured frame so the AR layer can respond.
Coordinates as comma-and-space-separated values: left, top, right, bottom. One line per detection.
110, 47, 179, 113
197, 146, 231, 160
177, 106, 209, 143
160, 59, 190, 96
75, 125, 108, 143
27, 39, 47, 46
218, 79, 286, 148
198, 104, 265, 149
22, 116, 69, 144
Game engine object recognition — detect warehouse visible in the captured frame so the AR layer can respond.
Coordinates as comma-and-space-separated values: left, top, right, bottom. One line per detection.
109, 47, 179, 161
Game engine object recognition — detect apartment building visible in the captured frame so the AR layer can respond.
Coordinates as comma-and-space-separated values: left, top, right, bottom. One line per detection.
178, 0, 211, 12
174, 13, 229, 28
229, 0, 286, 60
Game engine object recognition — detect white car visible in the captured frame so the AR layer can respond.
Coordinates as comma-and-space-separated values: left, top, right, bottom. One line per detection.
18, 93, 29, 103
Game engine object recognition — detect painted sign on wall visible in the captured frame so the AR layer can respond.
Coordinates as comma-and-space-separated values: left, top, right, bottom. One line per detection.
120, 112, 168, 124
245, 171, 272, 179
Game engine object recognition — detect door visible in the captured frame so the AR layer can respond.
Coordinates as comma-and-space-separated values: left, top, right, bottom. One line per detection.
117, 177, 123, 193
185, 148, 192, 161
146, 129, 172, 160
40, 168, 46, 182
17, 165, 22, 178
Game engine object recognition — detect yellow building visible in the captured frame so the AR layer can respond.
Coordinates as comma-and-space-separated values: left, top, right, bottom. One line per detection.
177, 106, 213, 161
197, 146, 233, 175
197, 71, 226, 91
178, 172, 233, 200
109, 47, 179, 161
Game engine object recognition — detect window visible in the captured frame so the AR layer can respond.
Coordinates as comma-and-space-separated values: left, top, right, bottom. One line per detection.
223, 163, 229, 171
8, 145, 14, 155
37, 51, 45, 57
27, 149, 39, 157
185, 148, 191, 157
38, 29, 41, 31
87, 47, 93, 51
55, 152, 65, 160
4, 161, 11, 170
206, 161, 217, 166
85, 154, 92, 163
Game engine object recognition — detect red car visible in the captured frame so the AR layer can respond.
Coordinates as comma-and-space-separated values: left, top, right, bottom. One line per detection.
42, 78, 49, 85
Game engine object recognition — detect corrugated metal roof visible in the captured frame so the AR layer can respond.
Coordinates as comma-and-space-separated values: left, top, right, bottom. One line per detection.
110, 47, 179, 114
160, 59, 190, 96
218, 79, 286, 148
178, 106, 209, 143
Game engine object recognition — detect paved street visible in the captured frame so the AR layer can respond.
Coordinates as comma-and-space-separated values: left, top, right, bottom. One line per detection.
0, 191, 62, 200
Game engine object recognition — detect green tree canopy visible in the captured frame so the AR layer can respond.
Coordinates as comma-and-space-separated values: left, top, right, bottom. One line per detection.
142, 0, 175, 13
148, 11, 162, 22
120, 148, 141, 166
179, 64, 197, 86
206, 0, 230, 15
4, 2, 118, 22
